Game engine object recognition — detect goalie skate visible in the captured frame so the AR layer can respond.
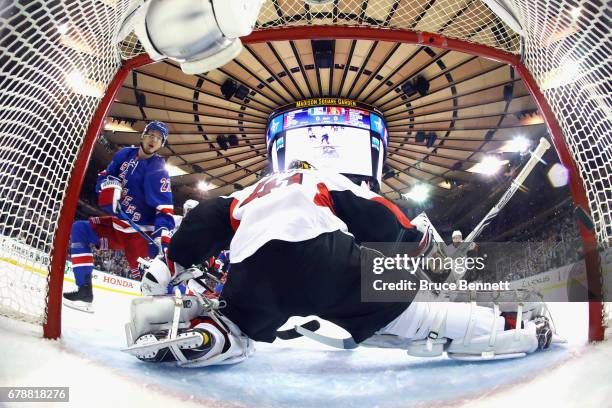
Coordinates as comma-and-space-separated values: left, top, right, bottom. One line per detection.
446, 315, 555, 361
121, 329, 208, 362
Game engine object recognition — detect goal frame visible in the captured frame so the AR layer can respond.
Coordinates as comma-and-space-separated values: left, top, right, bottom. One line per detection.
45, 26, 604, 341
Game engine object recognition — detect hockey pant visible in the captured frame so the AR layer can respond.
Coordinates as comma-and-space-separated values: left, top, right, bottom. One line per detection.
70, 217, 156, 286
220, 230, 411, 343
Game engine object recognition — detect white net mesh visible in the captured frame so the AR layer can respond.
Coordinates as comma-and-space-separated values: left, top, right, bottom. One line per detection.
510, 0, 611, 247
0, 0, 133, 325
0, 0, 609, 334
256, 0, 522, 53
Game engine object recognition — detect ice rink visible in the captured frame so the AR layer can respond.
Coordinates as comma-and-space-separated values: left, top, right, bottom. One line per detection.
1, 282, 611, 408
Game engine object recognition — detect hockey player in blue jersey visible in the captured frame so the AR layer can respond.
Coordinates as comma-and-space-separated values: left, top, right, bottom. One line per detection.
63, 121, 175, 312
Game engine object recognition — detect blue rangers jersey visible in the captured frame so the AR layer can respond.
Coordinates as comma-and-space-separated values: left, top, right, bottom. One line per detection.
96, 147, 175, 239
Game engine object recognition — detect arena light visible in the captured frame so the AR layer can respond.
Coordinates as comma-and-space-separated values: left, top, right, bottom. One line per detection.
519, 112, 544, 126
57, 23, 96, 55
57, 23, 69, 35
403, 184, 430, 203
66, 70, 104, 98
438, 180, 452, 189
540, 59, 580, 90
468, 156, 508, 175
501, 136, 531, 153
197, 181, 211, 191
513, 136, 531, 153
547, 163, 570, 187
165, 163, 187, 177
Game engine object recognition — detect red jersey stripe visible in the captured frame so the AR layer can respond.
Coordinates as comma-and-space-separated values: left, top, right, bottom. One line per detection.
370, 197, 414, 229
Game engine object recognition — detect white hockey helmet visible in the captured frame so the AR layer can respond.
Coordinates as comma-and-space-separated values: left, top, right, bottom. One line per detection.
452, 230, 462, 238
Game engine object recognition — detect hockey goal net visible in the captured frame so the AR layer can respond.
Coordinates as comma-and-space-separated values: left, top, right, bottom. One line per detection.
0, 0, 609, 339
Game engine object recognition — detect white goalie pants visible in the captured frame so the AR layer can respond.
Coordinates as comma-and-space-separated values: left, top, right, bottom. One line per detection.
378, 302, 505, 340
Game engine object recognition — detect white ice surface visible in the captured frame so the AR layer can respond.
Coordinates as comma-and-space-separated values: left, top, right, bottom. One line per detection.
1, 285, 611, 408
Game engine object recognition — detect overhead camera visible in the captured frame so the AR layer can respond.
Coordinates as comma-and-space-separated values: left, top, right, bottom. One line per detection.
117, 0, 265, 74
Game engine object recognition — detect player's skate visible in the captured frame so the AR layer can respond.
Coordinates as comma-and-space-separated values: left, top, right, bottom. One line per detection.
62, 285, 94, 313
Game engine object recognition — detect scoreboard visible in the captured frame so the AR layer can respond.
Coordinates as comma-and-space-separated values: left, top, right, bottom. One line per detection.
266, 99, 388, 183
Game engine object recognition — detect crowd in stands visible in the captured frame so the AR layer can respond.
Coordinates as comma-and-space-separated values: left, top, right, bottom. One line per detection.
490, 203, 583, 282
92, 247, 131, 278
437, 202, 585, 285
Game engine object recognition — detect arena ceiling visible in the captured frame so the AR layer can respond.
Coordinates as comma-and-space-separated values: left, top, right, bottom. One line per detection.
96, 1, 554, 227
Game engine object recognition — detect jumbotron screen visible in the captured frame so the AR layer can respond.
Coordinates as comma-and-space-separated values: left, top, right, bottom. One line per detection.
266, 99, 388, 182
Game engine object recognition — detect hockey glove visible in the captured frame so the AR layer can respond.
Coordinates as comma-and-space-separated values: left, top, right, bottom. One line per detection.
98, 177, 122, 215
410, 217, 448, 274
153, 228, 172, 264
129, 267, 142, 281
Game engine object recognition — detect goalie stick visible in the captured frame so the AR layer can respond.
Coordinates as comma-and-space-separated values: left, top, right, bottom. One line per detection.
464, 137, 551, 243
441, 138, 551, 285
294, 323, 359, 349
275, 320, 321, 340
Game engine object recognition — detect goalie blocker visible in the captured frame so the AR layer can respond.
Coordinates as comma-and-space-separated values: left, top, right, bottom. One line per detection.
127, 168, 557, 367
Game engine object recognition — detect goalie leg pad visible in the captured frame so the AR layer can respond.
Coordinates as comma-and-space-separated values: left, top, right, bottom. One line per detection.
124, 295, 253, 367
371, 300, 554, 360
446, 320, 538, 360
125, 295, 203, 347
123, 327, 213, 362
378, 302, 504, 342
372, 302, 506, 358
177, 315, 254, 368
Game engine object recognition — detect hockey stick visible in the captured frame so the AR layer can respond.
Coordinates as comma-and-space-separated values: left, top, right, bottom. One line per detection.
464, 137, 551, 243
275, 320, 321, 340
117, 207, 161, 254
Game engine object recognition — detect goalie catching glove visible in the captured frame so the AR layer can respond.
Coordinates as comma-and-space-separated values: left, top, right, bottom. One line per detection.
139, 257, 171, 296
409, 213, 448, 274
139, 256, 210, 296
